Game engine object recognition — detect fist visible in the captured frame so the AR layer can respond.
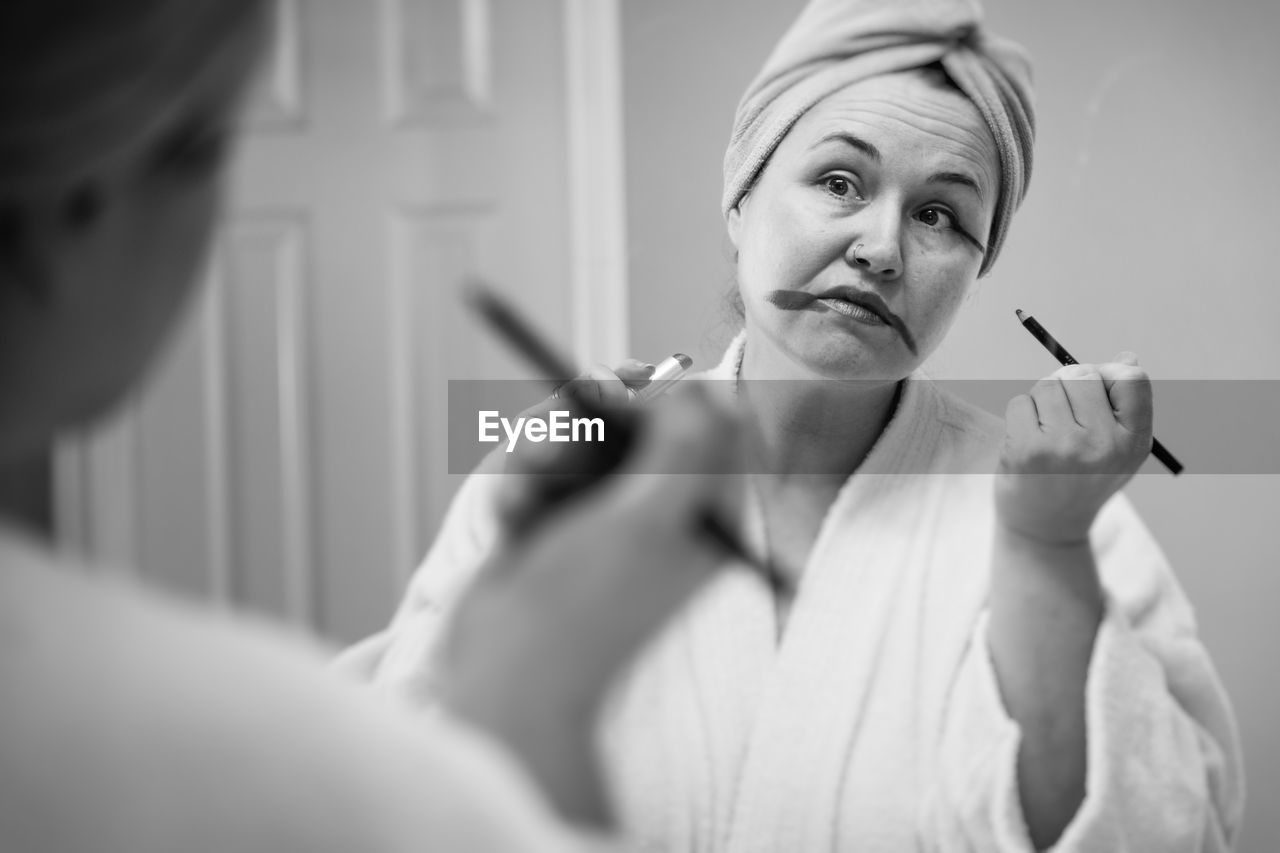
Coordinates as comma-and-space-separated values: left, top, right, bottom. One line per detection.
480, 358, 657, 533
995, 353, 1153, 546
441, 382, 743, 716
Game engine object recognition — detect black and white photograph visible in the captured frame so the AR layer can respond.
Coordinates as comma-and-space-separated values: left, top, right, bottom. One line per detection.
2, 0, 1276, 850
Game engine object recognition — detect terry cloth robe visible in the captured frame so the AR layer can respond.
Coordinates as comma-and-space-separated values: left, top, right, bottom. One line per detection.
341, 335, 1245, 852
0, 523, 618, 853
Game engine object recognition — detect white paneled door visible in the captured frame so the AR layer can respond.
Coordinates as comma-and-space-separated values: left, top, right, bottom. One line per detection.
54, 0, 627, 642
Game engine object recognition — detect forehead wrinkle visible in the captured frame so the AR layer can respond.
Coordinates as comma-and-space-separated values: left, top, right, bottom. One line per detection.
796, 95, 997, 202
807, 131, 881, 161
810, 97, 994, 164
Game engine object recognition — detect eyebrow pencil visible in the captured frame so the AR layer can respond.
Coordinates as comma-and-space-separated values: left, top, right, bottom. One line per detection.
465, 280, 790, 595
1015, 309, 1183, 475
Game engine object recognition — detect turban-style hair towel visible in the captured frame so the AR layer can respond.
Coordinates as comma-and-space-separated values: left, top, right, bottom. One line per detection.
0, 0, 268, 190
723, 0, 1035, 276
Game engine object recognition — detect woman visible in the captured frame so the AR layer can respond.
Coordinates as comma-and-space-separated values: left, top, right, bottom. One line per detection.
0, 1, 743, 849
346, 0, 1244, 849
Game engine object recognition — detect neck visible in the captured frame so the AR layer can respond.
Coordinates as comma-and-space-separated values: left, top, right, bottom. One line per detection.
739, 337, 902, 481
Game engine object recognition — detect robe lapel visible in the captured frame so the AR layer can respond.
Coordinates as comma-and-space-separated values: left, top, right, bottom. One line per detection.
610, 335, 1000, 851
723, 380, 948, 851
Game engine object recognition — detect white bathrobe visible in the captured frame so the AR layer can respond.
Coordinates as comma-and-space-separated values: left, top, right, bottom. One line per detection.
345, 337, 1245, 852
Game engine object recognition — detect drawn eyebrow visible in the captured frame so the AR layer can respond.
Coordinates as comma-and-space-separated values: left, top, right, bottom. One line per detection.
928, 170, 986, 204
809, 132, 880, 162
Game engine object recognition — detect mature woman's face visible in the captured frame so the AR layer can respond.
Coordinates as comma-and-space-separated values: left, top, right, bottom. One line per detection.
728, 69, 1000, 380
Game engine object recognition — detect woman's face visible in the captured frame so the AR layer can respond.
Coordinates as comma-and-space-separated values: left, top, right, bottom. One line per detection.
728, 70, 1000, 380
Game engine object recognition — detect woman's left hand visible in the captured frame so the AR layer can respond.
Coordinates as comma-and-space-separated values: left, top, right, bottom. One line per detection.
995, 353, 1153, 546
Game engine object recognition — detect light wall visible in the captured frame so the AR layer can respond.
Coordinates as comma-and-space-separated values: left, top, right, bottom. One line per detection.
621, 1, 1280, 849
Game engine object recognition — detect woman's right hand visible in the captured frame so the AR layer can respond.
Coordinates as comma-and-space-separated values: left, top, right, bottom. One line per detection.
995, 353, 1154, 547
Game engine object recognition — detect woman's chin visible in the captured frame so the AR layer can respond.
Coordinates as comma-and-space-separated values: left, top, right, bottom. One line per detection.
746, 320, 915, 382
783, 341, 909, 383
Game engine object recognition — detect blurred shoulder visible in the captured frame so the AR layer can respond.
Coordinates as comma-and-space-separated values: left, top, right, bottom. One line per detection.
0, 526, 583, 853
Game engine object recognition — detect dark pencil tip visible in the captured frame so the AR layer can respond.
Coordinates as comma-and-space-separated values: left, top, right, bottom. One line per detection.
462, 277, 495, 309
1014, 308, 1026, 322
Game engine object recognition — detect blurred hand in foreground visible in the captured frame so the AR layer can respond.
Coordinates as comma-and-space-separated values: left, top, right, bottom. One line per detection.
439, 382, 741, 826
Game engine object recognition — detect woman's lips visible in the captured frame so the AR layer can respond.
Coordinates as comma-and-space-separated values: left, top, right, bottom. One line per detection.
765, 288, 918, 355
817, 297, 883, 324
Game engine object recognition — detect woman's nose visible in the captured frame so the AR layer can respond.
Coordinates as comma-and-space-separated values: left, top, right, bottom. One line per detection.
844, 210, 903, 279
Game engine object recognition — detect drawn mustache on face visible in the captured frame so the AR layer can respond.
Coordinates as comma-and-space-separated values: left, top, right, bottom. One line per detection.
766, 289, 918, 355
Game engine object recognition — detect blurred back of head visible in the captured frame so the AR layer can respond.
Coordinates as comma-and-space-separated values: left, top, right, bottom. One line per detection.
0, 0, 268, 190
0, 0, 270, 463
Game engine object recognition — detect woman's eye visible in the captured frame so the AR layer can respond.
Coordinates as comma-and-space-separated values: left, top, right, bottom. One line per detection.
916, 207, 955, 229
822, 175, 856, 198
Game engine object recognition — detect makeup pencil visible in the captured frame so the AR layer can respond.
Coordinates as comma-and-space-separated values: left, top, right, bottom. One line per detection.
464, 280, 788, 593
1015, 309, 1183, 475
